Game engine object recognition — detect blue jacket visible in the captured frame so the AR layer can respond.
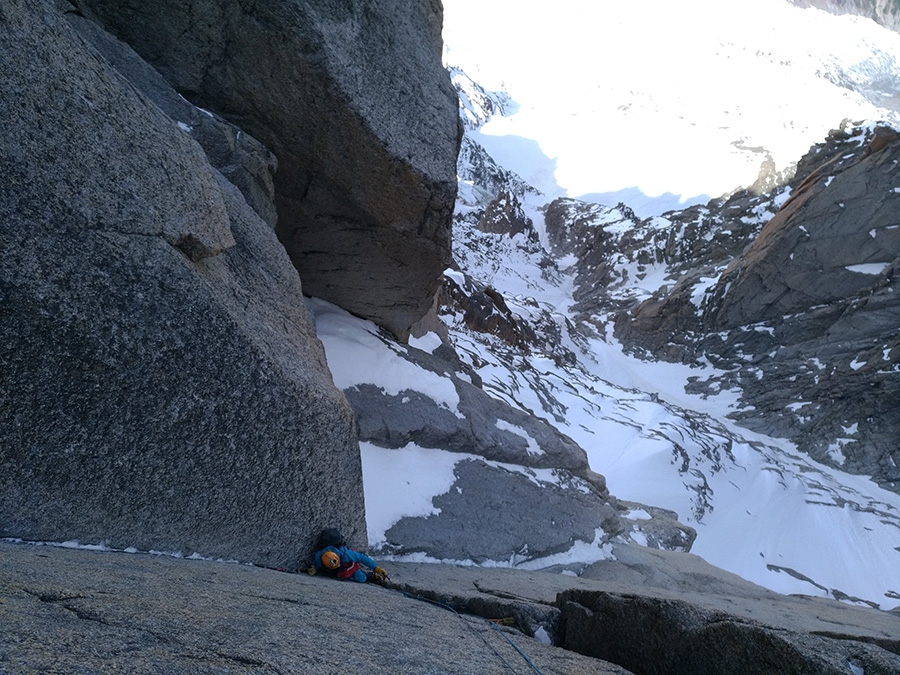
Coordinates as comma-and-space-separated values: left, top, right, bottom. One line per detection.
312, 545, 377, 583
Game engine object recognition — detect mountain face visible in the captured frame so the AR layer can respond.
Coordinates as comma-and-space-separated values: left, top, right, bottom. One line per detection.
615, 124, 900, 492
0, 0, 457, 565
4, 0, 899, 623
384, 61, 900, 609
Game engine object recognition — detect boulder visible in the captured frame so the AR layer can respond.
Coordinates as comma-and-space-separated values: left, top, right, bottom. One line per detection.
0, 0, 363, 567
561, 545, 900, 675
76, 0, 462, 340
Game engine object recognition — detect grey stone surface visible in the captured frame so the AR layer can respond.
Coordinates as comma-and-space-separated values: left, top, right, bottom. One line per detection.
347, 376, 593, 475
0, 541, 628, 675
340, 334, 637, 565
5, 538, 898, 674
383, 458, 623, 563
67, 12, 280, 228
385, 550, 900, 675
344, 333, 598, 475
77, 0, 462, 340
0, 0, 364, 567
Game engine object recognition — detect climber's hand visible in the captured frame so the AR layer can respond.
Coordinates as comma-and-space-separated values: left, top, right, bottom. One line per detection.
374, 566, 388, 579
306, 566, 317, 576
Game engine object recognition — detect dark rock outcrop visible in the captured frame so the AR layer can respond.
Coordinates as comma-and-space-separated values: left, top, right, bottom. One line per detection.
76, 0, 462, 340
704, 125, 900, 331
477, 191, 538, 240
1, 0, 363, 567
441, 270, 543, 353
544, 198, 641, 315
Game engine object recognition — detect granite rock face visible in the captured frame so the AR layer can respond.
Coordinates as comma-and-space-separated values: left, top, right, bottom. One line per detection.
0, 0, 364, 567
0, 541, 628, 675
560, 546, 900, 675
5, 541, 898, 675
705, 126, 900, 331
76, 0, 462, 340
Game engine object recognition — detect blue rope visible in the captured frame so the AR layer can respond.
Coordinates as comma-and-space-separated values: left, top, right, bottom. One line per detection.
487, 619, 545, 675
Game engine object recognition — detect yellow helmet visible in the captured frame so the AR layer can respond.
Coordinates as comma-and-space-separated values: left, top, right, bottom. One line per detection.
320, 550, 340, 570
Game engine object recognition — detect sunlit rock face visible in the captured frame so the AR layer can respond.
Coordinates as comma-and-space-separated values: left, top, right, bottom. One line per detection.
79, 0, 462, 340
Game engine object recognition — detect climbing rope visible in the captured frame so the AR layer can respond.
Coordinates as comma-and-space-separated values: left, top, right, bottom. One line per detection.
486, 618, 545, 674
399, 591, 545, 675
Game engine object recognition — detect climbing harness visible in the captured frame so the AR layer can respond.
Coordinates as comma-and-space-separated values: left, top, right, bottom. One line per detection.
400, 591, 545, 675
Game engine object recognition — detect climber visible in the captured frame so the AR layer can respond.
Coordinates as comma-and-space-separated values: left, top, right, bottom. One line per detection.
306, 528, 388, 585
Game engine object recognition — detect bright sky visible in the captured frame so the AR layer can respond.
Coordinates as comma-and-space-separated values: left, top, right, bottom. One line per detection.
442, 0, 899, 211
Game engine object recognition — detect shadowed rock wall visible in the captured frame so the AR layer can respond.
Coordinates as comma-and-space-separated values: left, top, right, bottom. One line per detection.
0, 0, 364, 567
76, 0, 462, 340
